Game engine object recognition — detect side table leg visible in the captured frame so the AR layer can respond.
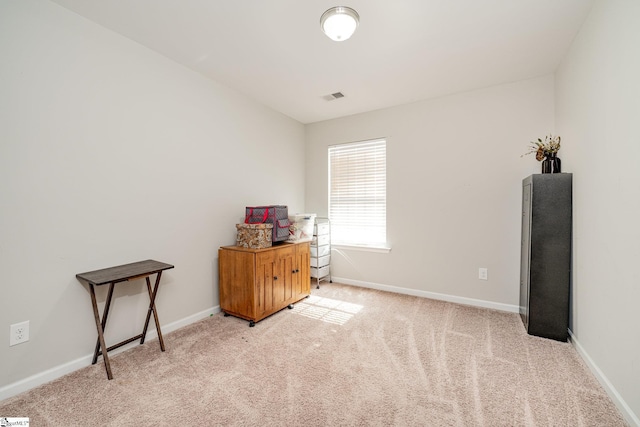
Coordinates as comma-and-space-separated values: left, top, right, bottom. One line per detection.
92, 282, 115, 364
141, 273, 165, 351
89, 283, 113, 380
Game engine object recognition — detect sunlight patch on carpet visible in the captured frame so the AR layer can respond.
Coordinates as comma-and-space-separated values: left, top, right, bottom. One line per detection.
292, 295, 363, 325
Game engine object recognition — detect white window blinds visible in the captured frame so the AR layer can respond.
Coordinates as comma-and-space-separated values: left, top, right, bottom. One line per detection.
328, 139, 386, 247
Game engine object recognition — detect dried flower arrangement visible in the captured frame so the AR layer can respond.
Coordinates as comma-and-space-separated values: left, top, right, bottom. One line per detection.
522, 134, 561, 161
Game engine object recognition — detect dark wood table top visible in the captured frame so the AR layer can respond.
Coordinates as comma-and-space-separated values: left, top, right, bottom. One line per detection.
76, 260, 174, 286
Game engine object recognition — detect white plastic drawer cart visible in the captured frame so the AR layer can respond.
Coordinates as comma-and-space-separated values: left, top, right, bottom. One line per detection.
310, 217, 332, 289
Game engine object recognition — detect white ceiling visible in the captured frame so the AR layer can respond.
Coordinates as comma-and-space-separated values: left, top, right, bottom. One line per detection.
49, 0, 595, 124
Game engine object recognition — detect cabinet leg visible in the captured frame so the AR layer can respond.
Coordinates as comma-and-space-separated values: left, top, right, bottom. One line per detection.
287, 304, 294, 309
249, 320, 255, 327
223, 312, 230, 317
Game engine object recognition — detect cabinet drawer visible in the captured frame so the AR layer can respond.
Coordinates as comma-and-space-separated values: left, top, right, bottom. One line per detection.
314, 223, 330, 236
310, 255, 330, 268
310, 245, 330, 257
312, 234, 330, 246
310, 265, 330, 278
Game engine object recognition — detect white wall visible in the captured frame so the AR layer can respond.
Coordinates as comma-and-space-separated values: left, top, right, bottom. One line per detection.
556, 0, 640, 424
0, 0, 305, 392
305, 76, 554, 309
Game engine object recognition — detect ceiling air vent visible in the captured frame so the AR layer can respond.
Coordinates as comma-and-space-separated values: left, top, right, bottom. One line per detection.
323, 92, 345, 101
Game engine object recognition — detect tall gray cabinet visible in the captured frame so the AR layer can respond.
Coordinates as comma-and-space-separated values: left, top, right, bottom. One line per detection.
520, 173, 572, 341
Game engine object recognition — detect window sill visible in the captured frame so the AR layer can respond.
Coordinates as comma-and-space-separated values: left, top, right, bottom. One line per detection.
332, 244, 391, 254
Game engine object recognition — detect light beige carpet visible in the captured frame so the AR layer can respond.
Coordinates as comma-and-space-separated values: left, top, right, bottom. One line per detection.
0, 283, 627, 426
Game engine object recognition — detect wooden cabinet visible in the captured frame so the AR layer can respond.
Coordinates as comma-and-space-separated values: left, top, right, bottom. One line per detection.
219, 241, 310, 326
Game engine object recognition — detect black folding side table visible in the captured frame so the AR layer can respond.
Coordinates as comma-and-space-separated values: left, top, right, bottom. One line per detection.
76, 260, 174, 379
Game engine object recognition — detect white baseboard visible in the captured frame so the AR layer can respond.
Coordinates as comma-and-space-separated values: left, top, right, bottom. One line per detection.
569, 330, 640, 427
0, 306, 219, 402
329, 277, 520, 313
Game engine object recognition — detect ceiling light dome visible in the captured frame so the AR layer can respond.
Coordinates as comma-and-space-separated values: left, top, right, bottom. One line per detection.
320, 6, 360, 42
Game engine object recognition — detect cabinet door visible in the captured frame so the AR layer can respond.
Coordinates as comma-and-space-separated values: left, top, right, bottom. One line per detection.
520, 182, 532, 328
277, 245, 297, 304
294, 243, 311, 297
256, 251, 277, 319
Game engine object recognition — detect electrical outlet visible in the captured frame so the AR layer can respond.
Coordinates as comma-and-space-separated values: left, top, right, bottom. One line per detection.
10, 321, 29, 346
478, 268, 488, 281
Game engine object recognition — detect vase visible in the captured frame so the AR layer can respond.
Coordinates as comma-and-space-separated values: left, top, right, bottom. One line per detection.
542, 154, 561, 174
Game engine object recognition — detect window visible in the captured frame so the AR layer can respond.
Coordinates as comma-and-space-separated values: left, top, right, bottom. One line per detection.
328, 138, 386, 248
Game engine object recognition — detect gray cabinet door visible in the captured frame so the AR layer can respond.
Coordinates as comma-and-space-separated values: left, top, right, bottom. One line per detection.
519, 182, 532, 329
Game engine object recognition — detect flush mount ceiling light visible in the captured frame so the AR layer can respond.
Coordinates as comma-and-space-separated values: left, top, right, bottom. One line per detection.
320, 6, 360, 42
